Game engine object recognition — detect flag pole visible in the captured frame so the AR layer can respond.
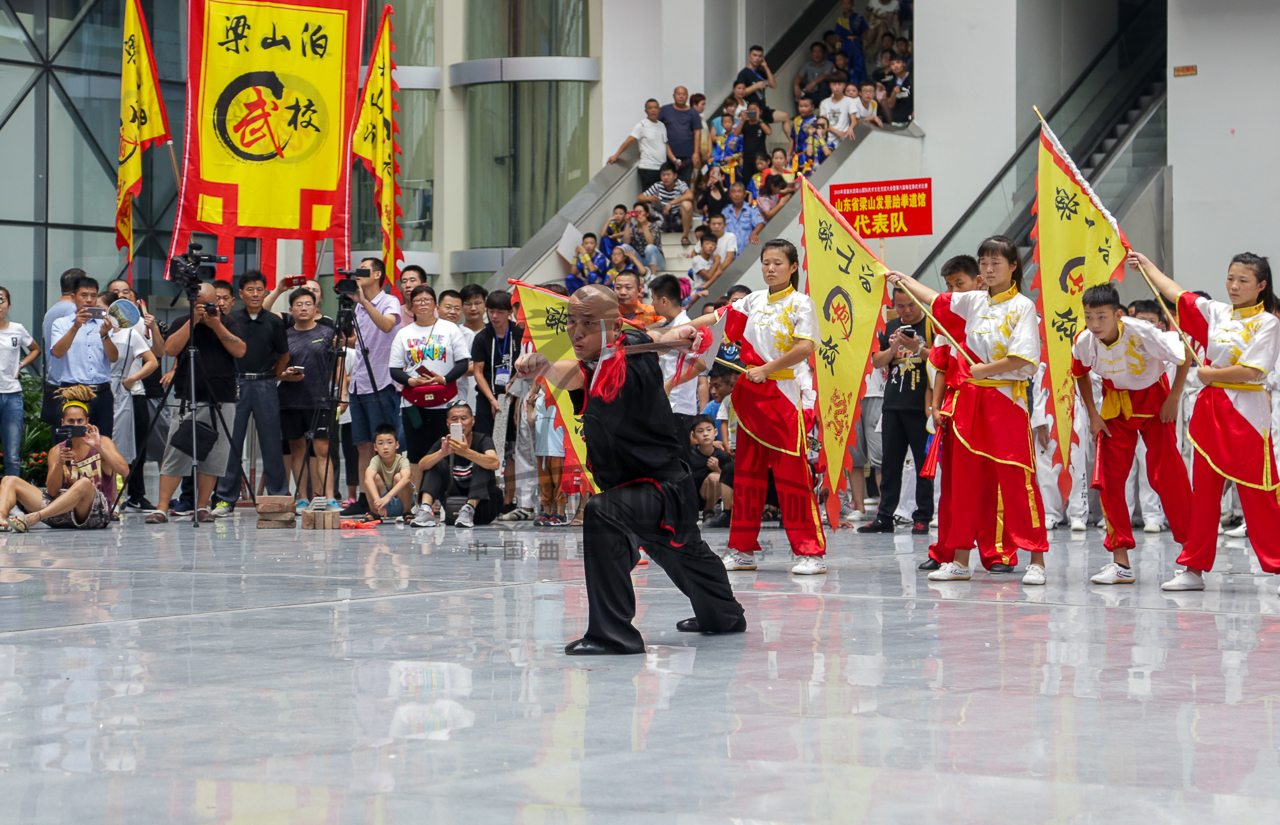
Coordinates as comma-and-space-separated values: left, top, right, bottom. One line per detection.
892, 280, 976, 366
165, 141, 181, 187
1032, 106, 1204, 368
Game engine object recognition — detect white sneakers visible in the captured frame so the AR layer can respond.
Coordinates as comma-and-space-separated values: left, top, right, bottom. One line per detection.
1226, 523, 1248, 538
927, 562, 971, 581
791, 556, 827, 575
1069, 519, 1087, 532
1161, 569, 1205, 591
1022, 564, 1047, 586
1091, 562, 1135, 585
722, 551, 758, 571
1142, 522, 1164, 534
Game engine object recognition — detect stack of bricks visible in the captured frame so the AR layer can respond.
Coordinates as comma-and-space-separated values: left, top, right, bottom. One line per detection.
256, 496, 296, 529
301, 509, 341, 530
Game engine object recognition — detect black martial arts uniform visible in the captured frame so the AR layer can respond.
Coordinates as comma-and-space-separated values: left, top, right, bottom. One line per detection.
569, 330, 746, 654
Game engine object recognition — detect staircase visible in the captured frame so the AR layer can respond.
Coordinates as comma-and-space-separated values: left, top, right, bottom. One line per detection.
1080, 81, 1167, 207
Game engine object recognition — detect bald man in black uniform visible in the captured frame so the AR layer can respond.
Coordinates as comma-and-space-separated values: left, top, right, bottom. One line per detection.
516, 286, 746, 655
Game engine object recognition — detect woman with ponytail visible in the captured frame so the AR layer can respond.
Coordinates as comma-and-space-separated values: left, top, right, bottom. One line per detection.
887, 236, 1051, 585
1125, 250, 1280, 592
0, 384, 127, 531
674, 239, 827, 575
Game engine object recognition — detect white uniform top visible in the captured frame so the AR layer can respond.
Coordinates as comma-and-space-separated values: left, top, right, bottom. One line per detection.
938, 285, 1040, 407
727, 286, 819, 410
1187, 297, 1280, 439
1072, 317, 1185, 390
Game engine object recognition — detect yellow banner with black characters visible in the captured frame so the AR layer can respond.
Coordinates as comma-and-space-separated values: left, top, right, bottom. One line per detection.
116, 0, 170, 274
510, 281, 598, 494
169, 0, 365, 264
352, 5, 402, 280
799, 178, 889, 524
1032, 120, 1127, 502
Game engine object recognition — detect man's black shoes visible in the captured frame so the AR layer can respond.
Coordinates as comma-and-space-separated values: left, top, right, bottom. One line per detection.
565, 638, 643, 655
857, 518, 895, 534
918, 558, 941, 571
676, 617, 748, 633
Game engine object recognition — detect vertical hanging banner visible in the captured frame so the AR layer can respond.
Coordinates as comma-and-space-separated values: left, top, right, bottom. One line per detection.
351, 4, 402, 283
1031, 118, 1127, 502
117, 0, 171, 276
509, 281, 598, 495
799, 177, 889, 527
169, 0, 366, 271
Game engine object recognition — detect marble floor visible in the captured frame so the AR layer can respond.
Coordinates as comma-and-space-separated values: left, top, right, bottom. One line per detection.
2, 512, 1280, 823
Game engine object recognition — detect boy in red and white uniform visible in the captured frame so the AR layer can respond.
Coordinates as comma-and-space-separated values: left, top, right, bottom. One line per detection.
1072, 283, 1191, 584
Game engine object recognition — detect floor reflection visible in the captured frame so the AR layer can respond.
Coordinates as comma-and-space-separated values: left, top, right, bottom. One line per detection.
1, 519, 1280, 821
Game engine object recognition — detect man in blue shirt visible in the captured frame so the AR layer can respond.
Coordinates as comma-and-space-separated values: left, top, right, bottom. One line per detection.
41, 268, 85, 426
49, 275, 117, 436
658, 87, 703, 184
564, 233, 609, 293
722, 183, 766, 251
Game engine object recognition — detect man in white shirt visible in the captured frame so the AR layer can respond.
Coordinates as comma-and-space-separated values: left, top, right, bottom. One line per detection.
608, 98, 677, 191
852, 80, 885, 128
818, 71, 859, 143
436, 289, 476, 408
649, 275, 700, 443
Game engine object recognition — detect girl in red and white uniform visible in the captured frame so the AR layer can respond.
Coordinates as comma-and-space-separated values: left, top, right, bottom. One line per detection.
675, 239, 827, 575
1127, 250, 1280, 592
888, 236, 1050, 585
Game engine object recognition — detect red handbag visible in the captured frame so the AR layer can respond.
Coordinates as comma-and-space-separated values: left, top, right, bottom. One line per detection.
401, 383, 458, 408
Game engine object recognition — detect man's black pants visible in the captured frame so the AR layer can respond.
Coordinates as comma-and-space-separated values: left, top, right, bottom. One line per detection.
581, 475, 745, 653
422, 458, 501, 525
875, 407, 933, 524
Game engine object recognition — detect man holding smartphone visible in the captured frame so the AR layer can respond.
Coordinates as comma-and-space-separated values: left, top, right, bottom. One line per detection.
49, 276, 117, 436
210, 271, 291, 517
277, 288, 340, 507
859, 287, 934, 535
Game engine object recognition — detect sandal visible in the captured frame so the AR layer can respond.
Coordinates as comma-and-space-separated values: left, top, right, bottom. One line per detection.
9, 512, 40, 533
681, 235, 692, 247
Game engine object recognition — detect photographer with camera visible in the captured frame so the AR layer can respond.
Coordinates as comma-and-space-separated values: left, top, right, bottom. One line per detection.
49, 276, 117, 436
146, 283, 246, 523
1, 384, 128, 531
210, 271, 291, 517
341, 257, 402, 517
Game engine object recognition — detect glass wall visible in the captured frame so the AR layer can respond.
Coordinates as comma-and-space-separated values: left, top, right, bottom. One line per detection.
466, 0, 586, 60
466, 81, 589, 250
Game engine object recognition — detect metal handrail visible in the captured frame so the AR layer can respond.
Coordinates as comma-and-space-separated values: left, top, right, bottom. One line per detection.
1090, 90, 1167, 183
911, 0, 1162, 277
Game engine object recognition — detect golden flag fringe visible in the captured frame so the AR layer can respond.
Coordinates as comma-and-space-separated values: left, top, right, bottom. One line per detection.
509, 280, 599, 494
1031, 117, 1127, 503
352, 4, 402, 284
799, 177, 890, 528
116, 0, 171, 278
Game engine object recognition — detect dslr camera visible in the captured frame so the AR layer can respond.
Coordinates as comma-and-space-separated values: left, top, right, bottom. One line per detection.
201, 302, 220, 318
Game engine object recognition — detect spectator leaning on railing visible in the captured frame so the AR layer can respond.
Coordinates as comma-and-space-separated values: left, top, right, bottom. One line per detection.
608, 99, 676, 191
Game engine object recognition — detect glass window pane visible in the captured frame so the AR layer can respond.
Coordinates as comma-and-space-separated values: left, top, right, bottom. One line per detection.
49, 0, 99, 59
47, 83, 117, 227
150, 0, 185, 82
0, 72, 38, 222
467, 82, 589, 249
0, 226, 37, 337
53, 0, 123, 73
46, 228, 126, 309
0, 2, 38, 62
467, 0, 585, 60
400, 89, 434, 251
364, 0, 434, 66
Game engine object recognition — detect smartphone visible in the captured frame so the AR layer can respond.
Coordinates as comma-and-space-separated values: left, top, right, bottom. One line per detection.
85, 306, 107, 320
450, 422, 464, 442
416, 364, 433, 377
286, 275, 307, 287
900, 327, 918, 339
292, 365, 305, 373
56, 425, 87, 441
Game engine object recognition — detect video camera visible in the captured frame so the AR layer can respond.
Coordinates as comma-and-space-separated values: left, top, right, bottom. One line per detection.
334, 269, 360, 297
169, 242, 229, 291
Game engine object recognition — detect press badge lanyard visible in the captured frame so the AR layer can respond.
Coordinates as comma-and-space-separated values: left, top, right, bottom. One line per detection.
493, 326, 511, 389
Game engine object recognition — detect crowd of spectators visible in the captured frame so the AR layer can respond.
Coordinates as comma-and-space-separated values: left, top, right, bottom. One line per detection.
596, 1, 914, 306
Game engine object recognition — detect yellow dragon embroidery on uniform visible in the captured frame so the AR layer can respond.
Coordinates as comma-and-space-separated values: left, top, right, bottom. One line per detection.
1125, 334, 1146, 376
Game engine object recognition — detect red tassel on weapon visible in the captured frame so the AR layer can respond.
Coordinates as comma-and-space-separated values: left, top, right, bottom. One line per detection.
921, 419, 945, 480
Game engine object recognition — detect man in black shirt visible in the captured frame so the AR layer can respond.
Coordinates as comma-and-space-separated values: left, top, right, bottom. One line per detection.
211, 271, 291, 516
735, 45, 793, 150
859, 288, 932, 535
885, 54, 913, 124
516, 286, 745, 655
148, 283, 247, 524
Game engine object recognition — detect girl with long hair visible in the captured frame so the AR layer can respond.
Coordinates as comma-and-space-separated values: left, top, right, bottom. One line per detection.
888, 236, 1050, 584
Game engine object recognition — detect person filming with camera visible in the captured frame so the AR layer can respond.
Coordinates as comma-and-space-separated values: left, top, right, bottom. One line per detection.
147, 283, 246, 523
49, 276, 118, 436
1, 384, 127, 531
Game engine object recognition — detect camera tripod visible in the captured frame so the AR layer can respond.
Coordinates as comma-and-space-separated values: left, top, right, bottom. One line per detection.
113, 244, 255, 527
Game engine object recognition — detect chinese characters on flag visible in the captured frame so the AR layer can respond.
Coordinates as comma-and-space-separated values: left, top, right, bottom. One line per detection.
351, 5, 402, 282
829, 178, 933, 239
116, 0, 170, 277
800, 178, 890, 528
169, 0, 366, 276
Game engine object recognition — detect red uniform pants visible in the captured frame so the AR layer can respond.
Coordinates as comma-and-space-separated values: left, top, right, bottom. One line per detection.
729, 431, 825, 556
1178, 450, 1280, 573
929, 429, 1019, 569
1097, 414, 1192, 551
931, 438, 1048, 567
